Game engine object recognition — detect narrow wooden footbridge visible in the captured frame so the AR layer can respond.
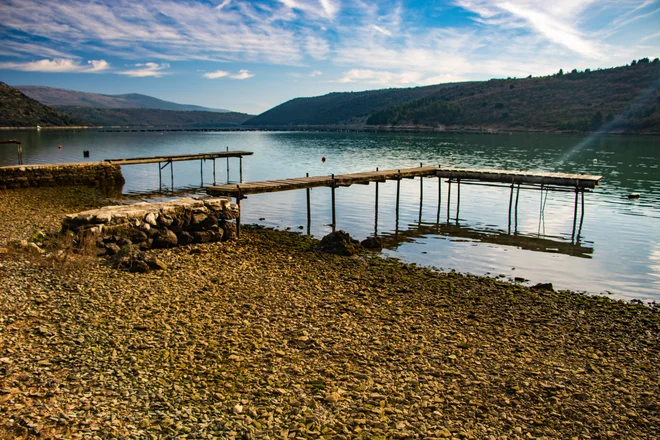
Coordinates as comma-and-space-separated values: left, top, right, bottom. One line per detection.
104, 150, 253, 191
207, 166, 602, 239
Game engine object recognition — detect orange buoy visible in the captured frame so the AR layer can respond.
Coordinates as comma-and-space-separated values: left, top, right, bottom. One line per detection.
58, 145, 62, 150
322, 156, 326, 163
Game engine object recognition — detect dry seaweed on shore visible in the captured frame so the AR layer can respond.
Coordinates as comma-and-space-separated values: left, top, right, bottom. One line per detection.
1, 188, 659, 439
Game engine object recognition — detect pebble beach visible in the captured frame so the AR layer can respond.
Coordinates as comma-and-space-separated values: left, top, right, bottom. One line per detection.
0, 187, 659, 439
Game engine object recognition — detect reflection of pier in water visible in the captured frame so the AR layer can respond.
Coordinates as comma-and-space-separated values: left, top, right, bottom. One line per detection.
379, 221, 594, 259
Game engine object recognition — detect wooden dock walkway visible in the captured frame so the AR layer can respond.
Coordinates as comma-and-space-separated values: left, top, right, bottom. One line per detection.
207, 166, 602, 240
103, 150, 253, 166
207, 166, 601, 197
103, 150, 253, 191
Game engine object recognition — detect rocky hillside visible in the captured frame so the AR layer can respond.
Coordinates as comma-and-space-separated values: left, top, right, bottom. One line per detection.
0, 82, 83, 127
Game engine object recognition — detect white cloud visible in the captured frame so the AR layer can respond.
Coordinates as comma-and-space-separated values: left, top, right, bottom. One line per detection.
279, 0, 340, 19
229, 70, 255, 79
310, 69, 322, 76
204, 69, 255, 79
119, 62, 170, 77
0, 58, 109, 73
305, 35, 331, 60
334, 69, 465, 87
204, 70, 230, 79
372, 25, 392, 37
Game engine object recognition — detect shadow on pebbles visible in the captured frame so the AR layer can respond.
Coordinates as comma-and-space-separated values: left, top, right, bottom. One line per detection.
0, 188, 658, 439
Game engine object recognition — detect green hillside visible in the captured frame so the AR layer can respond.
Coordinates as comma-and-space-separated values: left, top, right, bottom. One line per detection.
59, 106, 253, 128
245, 59, 660, 133
243, 82, 463, 126
0, 82, 83, 127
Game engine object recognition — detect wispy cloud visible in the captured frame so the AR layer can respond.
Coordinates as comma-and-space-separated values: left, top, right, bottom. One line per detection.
0, 58, 109, 73
204, 70, 230, 79
204, 69, 255, 79
279, 0, 340, 20
229, 69, 255, 80
310, 69, 322, 77
335, 69, 464, 87
119, 62, 169, 77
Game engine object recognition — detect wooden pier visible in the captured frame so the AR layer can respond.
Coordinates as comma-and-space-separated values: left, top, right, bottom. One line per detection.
104, 150, 253, 191
207, 166, 601, 240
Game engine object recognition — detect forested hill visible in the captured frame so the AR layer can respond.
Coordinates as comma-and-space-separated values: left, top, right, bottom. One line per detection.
59, 106, 253, 128
245, 59, 660, 133
243, 82, 464, 126
0, 82, 83, 127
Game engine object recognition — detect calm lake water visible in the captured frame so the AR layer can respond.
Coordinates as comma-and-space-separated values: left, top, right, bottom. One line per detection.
1, 130, 659, 302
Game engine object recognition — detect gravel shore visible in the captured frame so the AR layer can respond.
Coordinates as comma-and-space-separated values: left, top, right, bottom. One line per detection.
1, 187, 658, 439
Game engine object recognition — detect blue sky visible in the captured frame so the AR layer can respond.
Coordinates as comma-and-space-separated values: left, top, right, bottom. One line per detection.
0, 0, 659, 114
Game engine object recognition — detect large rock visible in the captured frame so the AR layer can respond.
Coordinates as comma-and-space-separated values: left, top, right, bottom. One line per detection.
317, 231, 363, 256
153, 229, 178, 248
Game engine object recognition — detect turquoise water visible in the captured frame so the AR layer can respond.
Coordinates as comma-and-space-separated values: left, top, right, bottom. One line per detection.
1, 130, 658, 302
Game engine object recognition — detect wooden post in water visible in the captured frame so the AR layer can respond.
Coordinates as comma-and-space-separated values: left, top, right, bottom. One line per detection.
306, 173, 311, 235
419, 163, 423, 224
508, 182, 514, 235
17, 142, 22, 165
240, 157, 243, 183
577, 190, 585, 241
446, 178, 452, 222
436, 175, 441, 225
170, 160, 174, 192
158, 161, 162, 192
226, 147, 230, 183
331, 174, 336, 232
200, 159, 204, 187
236, 186, 241, 239
213, 159, 216, 185
571, 186, 579, 243
456, 178, 461, 223
514, 183, 521, 234
375, 167, 379, 236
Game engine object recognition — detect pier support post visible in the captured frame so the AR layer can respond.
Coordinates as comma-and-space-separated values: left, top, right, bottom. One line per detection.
577, 190, 585, 241
17, 143, 22, 165
419, 165, 424, 224
436, 176, 441, 225
158, 161, 162, 192
236, 188, 241, 239
514, 183, 520, 234
240, 157, 243, 183
375, 167, 379, 236
446, 179, 452, 222
331, 174, 336, 233
213, 159, 216, 185
571, 186, 580, 243
170, 160, 174, 192
306, 173, 311, 235
508, 182, 514, 235
200, 159, 204, 187
226, 147, 230, 183
456, 178, 461, 223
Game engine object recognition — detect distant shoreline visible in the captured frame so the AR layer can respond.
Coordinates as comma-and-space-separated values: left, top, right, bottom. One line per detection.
1, 124, 659, 136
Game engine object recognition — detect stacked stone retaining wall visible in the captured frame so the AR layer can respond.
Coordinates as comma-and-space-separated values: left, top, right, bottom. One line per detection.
0, 162, 124, 190
62, 197, 239, 254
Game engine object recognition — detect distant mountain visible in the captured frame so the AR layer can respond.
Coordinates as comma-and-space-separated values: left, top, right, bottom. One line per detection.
16, 86, 231, 113
244, 59, 660, 133
0, 82, 84, 127
59, 106, 252, 128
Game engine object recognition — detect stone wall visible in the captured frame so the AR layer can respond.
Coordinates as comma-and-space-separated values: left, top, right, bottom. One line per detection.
62, 197, 239, 255
0, 162, 124, 191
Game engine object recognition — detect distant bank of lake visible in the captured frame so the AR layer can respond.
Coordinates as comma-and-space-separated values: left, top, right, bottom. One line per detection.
1, 129, 658, 302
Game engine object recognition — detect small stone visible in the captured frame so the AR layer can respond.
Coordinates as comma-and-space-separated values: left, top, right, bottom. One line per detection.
233, 404, 243, 414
